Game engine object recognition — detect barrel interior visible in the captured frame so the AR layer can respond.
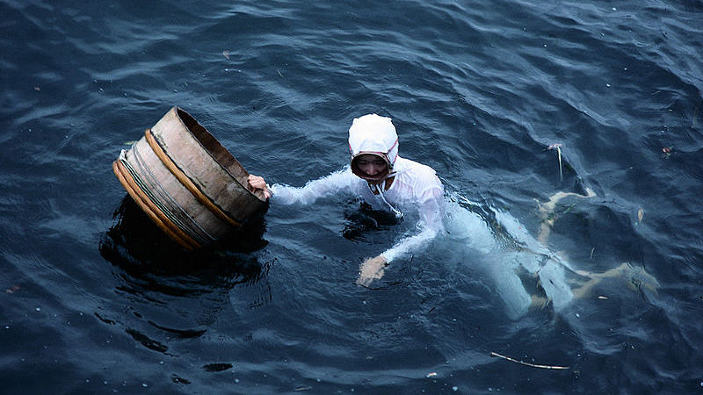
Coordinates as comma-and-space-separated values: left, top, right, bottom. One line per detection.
176, 108, 262, 200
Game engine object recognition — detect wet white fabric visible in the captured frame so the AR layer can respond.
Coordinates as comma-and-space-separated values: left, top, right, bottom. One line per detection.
492, 208, 574, 311
443, 199, 574, 318
270, 156, 444, 263
443, 202, 531, 319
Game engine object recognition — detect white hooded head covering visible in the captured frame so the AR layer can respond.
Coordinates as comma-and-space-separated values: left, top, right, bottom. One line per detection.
348, 114, 399, 181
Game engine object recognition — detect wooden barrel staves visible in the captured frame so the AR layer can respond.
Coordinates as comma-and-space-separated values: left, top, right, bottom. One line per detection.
112, 107, 267, 250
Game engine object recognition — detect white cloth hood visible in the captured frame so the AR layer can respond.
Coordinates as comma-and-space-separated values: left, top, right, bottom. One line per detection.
348, 114, 399, 167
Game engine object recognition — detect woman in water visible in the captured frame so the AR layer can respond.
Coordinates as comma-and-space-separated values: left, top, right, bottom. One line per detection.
248, 113, 444, 287
247, 113, 657, 318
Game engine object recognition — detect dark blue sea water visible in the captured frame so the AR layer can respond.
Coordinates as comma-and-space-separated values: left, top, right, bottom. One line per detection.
2, 0, 702, 393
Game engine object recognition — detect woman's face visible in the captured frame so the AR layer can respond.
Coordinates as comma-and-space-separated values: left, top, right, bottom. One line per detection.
355, 154, 388, 179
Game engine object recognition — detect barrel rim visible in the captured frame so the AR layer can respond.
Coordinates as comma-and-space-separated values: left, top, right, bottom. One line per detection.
169, 106, 267, 204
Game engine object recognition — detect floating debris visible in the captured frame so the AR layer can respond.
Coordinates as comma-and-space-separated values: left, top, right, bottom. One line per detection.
598, 295, 608, 300
171, 375, 190, 385
637, 208, 644, 224
222, 50, 231, 60
33, 86, 41, 92
426, 372, 438, 378
5, 285, 20, 294
490, 352, 569, 370
546, 143, 564, 181
662, 147, 672, 158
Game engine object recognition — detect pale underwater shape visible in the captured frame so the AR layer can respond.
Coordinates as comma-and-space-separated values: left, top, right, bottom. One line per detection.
492, 207, 575, 311
443, 199, 574, 319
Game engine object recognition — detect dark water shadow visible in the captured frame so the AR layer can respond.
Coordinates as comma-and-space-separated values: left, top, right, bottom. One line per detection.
99, 196, 270, 297
342, 201, 402, 241
94, 197, 275, 358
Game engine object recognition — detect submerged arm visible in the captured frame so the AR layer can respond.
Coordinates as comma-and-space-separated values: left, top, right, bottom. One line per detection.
357, 184, 444, 286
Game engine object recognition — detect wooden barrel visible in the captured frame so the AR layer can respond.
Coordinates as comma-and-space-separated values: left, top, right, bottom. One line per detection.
112, 107, 267, 250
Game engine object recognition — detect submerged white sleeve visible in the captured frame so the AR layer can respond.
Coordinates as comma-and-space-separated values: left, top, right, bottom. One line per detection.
380, 185, 445, 263
269, 168, 359, 206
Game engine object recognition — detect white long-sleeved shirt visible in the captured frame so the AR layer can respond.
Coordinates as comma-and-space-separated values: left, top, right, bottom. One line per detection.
269, 157, 444, 262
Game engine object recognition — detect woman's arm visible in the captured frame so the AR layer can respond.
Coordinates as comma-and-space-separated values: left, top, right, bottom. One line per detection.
380, 186, 444, 262
357, 185, 444, 286
249, 168, 360, 206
